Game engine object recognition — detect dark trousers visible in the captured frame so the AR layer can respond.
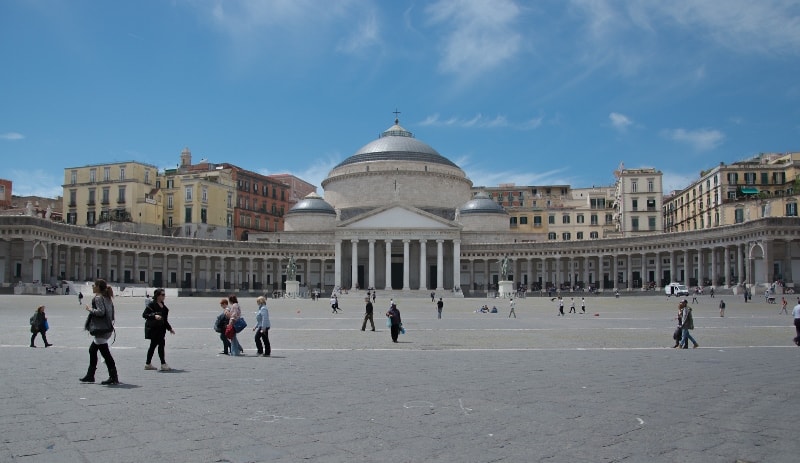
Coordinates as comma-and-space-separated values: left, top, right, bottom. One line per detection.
794, 319, 800, 345
219, 332, 231, 353
362, 312, 375, 330
30, 330, 49, 346
390, 324, 400, 342
255, 328, 271, 355
146, 337, 166, 364
87, 342, 117, 380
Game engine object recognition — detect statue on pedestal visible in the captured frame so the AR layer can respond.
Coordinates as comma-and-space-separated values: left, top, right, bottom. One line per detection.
286, 256, 297, 281
500, 255, 510, 281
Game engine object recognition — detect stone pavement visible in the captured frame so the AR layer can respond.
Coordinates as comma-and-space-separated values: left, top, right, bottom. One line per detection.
1, 292, 797, 463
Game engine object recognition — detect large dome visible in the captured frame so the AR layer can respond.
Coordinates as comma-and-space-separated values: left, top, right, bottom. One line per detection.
333, 121, 459, 169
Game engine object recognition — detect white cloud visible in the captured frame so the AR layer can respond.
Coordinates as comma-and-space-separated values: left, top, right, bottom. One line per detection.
609, 112, 633, 131
425, 0, 522, 78
336, 11, 381, 55
0, 132, 24, 141
419, 113, 541, 130
661, 170, 697, 194
662, 128, 725, 151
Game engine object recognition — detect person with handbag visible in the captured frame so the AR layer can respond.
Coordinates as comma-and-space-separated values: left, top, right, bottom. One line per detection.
80, 279, 118, 385
143, 288, 175, 371
253, 296, 271, 357
227, 295, 244, 356
29, 305, 52, 348
215, 298, 232, 355
386, 302, 402, 343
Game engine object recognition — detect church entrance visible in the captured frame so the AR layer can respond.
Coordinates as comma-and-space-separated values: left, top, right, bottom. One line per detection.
391, 263, 403, 289
429, 265, 437, 289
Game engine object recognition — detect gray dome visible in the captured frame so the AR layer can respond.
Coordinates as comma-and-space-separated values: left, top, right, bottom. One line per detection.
459, 192, 508, 215
333, 120, 459, 169
287, 193, 336, 215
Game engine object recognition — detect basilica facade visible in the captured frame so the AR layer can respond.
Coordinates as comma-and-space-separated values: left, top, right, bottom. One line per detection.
1, 120, 799, 295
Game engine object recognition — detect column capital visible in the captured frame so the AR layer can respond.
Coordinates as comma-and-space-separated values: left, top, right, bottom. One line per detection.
368, 239, 376, 244
351, 239, 359, 244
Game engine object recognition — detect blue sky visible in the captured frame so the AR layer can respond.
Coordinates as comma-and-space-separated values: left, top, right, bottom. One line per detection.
2, 0, 800, 199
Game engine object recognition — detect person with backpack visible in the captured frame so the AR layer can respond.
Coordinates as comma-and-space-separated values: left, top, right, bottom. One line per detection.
214, 298, 231, 355
29, 305, 52, 348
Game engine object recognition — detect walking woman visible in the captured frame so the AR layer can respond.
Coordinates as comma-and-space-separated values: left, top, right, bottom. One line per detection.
215, 298, 231, 355
80, 279, 118, 385
227, 295, 243, 356
143, 288, 175, 371
253, 296, 271, 357
386, 302, 402, 343
29, 305, 52, 348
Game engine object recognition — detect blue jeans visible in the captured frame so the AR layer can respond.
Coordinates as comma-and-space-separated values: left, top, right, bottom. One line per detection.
230, 334, 242, 356
680, 328, 697, 347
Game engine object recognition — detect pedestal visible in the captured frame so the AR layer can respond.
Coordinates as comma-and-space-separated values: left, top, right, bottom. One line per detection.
285, 281, 300, 298
498, 280, 514, 298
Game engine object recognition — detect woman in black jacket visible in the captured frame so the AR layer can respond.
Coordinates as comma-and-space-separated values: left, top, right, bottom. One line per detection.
29, 305, 52, 348
142, 288, 175, 371
81, 279, 117, 385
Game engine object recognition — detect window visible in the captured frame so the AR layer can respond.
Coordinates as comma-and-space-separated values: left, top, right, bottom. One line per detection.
590, 198, 606, 209
281, 190, 285, 201
102, 188, 110, 204
647, 179, 654, 192
591, 214, 598, 225
119, 167, 125, 181
227, 214, 233, 227
727, 191, 736, 200
144, 170, 150, 184
577, 232, 584, 240
227, 193, 233, 208
201, 208, 207, 224
631, 181, 638, 192
548, 232, 557, 240
632, 199, 638, 211
510, 217, 518, 226
533, 216, 542, 227
90, 169, 96, 183
562, 232, 571, 241
649, 217, 656, 230
86, 211, 95, 225
117, 186, 125, 203
760, 172, 769, 185
744, 172, 756, 185
735, 208, 744, 223
67, 212, 77, 225
632, 217, 639, 231
185, 207, 192, 223
727, 172, 738, 184
786, 202, 798, 216
185, 187, 193, 201
167, 216, 173, 227
166, 179, 174, 189
548, 215, 555, 224
605, 214, 613, 224
520, 216, 528, 225
647, 199, 656, 211
201, 187, 208, 203
590, 231, 599, 239
103, 167, 110, 181
71, 170, 77, 185
167, 194, 173, 210
562, 214, 570, 224
577, 214, 584, 224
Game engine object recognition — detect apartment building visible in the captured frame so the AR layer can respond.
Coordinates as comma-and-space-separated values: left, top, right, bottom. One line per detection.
219, 163, 292, 240
613, 166, 663, 236
664, 153, 800, 232
266, 173, 317, 208
471, 184, 617, 241
62, 161, 162, 235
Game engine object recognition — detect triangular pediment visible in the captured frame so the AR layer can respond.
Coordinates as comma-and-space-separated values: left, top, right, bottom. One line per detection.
342, 205, 454, 229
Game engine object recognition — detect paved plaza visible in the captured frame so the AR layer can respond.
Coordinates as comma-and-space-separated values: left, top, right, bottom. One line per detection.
1, 292, 797, 463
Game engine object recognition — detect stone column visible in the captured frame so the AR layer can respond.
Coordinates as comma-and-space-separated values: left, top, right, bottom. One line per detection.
133, 252, 139, 283
64, 246, 72, 280
655, 252, 662, 288
710, 247, 718, 289
612, 254, 619, 290
626, 254, 632, 290
402, 239, 410, 290
724, 246, 732, 288
368, 239, 376, 290
436, 239, 444, 292
669, 250, 676, 284
640, 253, 646, 290
92, 248, 98, 281
762, 239, 771, 286
784, 239, 793, 284
484, 259, 489, 290
469, 258, 475, 291
147, 253, 153, 287
737, 243, 745, 285
162, 253, 169, 288
697, 247, 705, 287
683, 249, 691, 286
419, 239, 427, 291
334, 240, 342, 290
351, 239, 359, 290
453, 239, 461, 291
319, 257, 326, 292
385, 240, 392, 291
79, 247, 87, 281
555, 257, 562, 289
117, 250, 123, 284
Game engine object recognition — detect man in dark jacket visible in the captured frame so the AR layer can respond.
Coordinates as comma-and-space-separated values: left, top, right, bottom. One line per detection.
361, 297, 375, 331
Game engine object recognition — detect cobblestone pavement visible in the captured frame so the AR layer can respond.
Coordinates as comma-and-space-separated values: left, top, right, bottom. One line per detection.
1, 293, 797, 462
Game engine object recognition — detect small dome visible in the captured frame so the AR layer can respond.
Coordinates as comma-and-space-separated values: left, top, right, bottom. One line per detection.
459, 192, 507, 215
287, 193, 336, 215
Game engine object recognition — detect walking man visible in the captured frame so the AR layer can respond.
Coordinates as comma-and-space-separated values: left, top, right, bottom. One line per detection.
508, 298, 516, 318
361, 297, 375, 331
793, 298, 800, 346
436, 297, 444, 319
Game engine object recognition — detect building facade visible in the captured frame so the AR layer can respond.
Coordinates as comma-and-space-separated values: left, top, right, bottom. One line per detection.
613, 166, 664, 237
5, 120, 799, 293
220, 163, 291, 240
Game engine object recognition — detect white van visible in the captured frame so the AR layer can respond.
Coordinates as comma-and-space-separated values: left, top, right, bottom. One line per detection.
665, 282, 689, 297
